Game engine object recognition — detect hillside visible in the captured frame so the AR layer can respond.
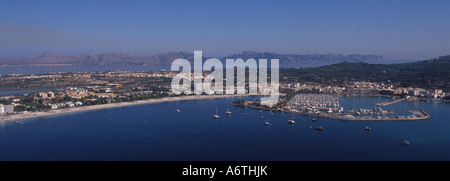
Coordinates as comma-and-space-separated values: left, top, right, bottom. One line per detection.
280, 56, 450, 91
224, 51, 384, 63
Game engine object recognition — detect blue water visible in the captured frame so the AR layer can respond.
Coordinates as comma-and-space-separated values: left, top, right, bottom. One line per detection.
0, 64, 167, 75
0, 96, 449, 161
0, 88, 58, 96
0, 61, 418, 75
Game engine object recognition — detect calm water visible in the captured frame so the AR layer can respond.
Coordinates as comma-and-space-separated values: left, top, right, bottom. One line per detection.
0, 61, 418, 75
0, 96, 449, 161
0, 88, 58, 96
0, 64, 168, 75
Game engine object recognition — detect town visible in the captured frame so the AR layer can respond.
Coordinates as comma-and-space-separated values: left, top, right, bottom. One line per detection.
0, 70, 448, 118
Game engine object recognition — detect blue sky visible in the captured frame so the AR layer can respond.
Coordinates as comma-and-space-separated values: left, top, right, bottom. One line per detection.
0, 0, 449, 60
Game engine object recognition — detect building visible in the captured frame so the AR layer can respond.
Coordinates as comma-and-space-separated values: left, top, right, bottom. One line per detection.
48, 91, 55, 98
74, 101, 83, 107
50, 104, 58, 110
408, 90, 420, 96
434, 89, 443, 95
38, 92, 48, 98
4, 105, 14, 113
100, 88, 111, 93
66, 102, 75, 108
0, 104, 14, 114
379, 89, 394, 95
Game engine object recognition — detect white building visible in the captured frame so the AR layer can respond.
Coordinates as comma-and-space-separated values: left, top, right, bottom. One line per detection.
66, 102, 75, 108
49, 104, 58, 110
408, 90, 420, 96
0, 104, 13, 114
4, 105, 14, 113
0, 104, 4, 114
74, 101, 83, 107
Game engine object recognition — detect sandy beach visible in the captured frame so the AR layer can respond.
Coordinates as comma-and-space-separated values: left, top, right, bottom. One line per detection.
0, 94, 255, 123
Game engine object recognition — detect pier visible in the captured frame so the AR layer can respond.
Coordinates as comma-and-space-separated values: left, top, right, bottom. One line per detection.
233, 103, 431, 121
375, 98, 406, 107
3, 120, 24, 125
286, 109, 431, 121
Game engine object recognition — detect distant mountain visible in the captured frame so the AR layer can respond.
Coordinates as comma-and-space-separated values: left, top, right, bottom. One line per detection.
0, 52, 196, 66
223, 51, 384, 63
0, 51, 384, 66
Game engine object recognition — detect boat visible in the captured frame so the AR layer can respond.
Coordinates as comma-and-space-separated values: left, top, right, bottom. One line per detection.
263, 121, 271, 126
269, 111, 274, 115
176, 109, 181, 113
398, 140, 410, 145
225, 108, 232, 115
312, 118, 317, 122
260, 111, 264, 119
314, 126, 323, 131
288, 119, 296, 124
259, 109, 263, 113
212, 107, 220, 119
243, 112, 248, 116
365, 126, 371, 131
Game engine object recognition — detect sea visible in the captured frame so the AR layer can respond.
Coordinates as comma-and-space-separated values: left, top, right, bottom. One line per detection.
0, 95, 449, 161
0, 60, 418, 75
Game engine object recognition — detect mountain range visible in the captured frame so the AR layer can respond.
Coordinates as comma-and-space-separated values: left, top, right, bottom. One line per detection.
0, 51, 384, 66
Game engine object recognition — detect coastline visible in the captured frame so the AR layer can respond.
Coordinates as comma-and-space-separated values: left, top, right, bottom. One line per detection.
1, 94, 255, 123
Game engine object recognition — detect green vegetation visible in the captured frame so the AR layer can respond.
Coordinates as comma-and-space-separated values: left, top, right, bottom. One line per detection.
280, 56, 450, 91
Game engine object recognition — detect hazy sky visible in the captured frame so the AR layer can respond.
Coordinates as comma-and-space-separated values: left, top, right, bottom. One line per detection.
0, 0, 449, 60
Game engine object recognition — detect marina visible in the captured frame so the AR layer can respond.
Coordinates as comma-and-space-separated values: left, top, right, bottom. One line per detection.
234, 94, 431, 122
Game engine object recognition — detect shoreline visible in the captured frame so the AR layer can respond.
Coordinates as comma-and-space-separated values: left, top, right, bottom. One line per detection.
0, 94, 256, 123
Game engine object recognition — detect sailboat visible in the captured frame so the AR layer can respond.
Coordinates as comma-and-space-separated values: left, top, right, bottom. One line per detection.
314, 126, 323, 131
288, 119, 296, 124
398, 139, 410, 145
212, 107, 220, 119
225, 108, 232, 115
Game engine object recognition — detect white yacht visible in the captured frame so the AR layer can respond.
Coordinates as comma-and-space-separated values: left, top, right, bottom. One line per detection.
225, 108, 232, 115
212, 107, 220, 119
398, 140, 410, 145
288, 119, 296, 124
